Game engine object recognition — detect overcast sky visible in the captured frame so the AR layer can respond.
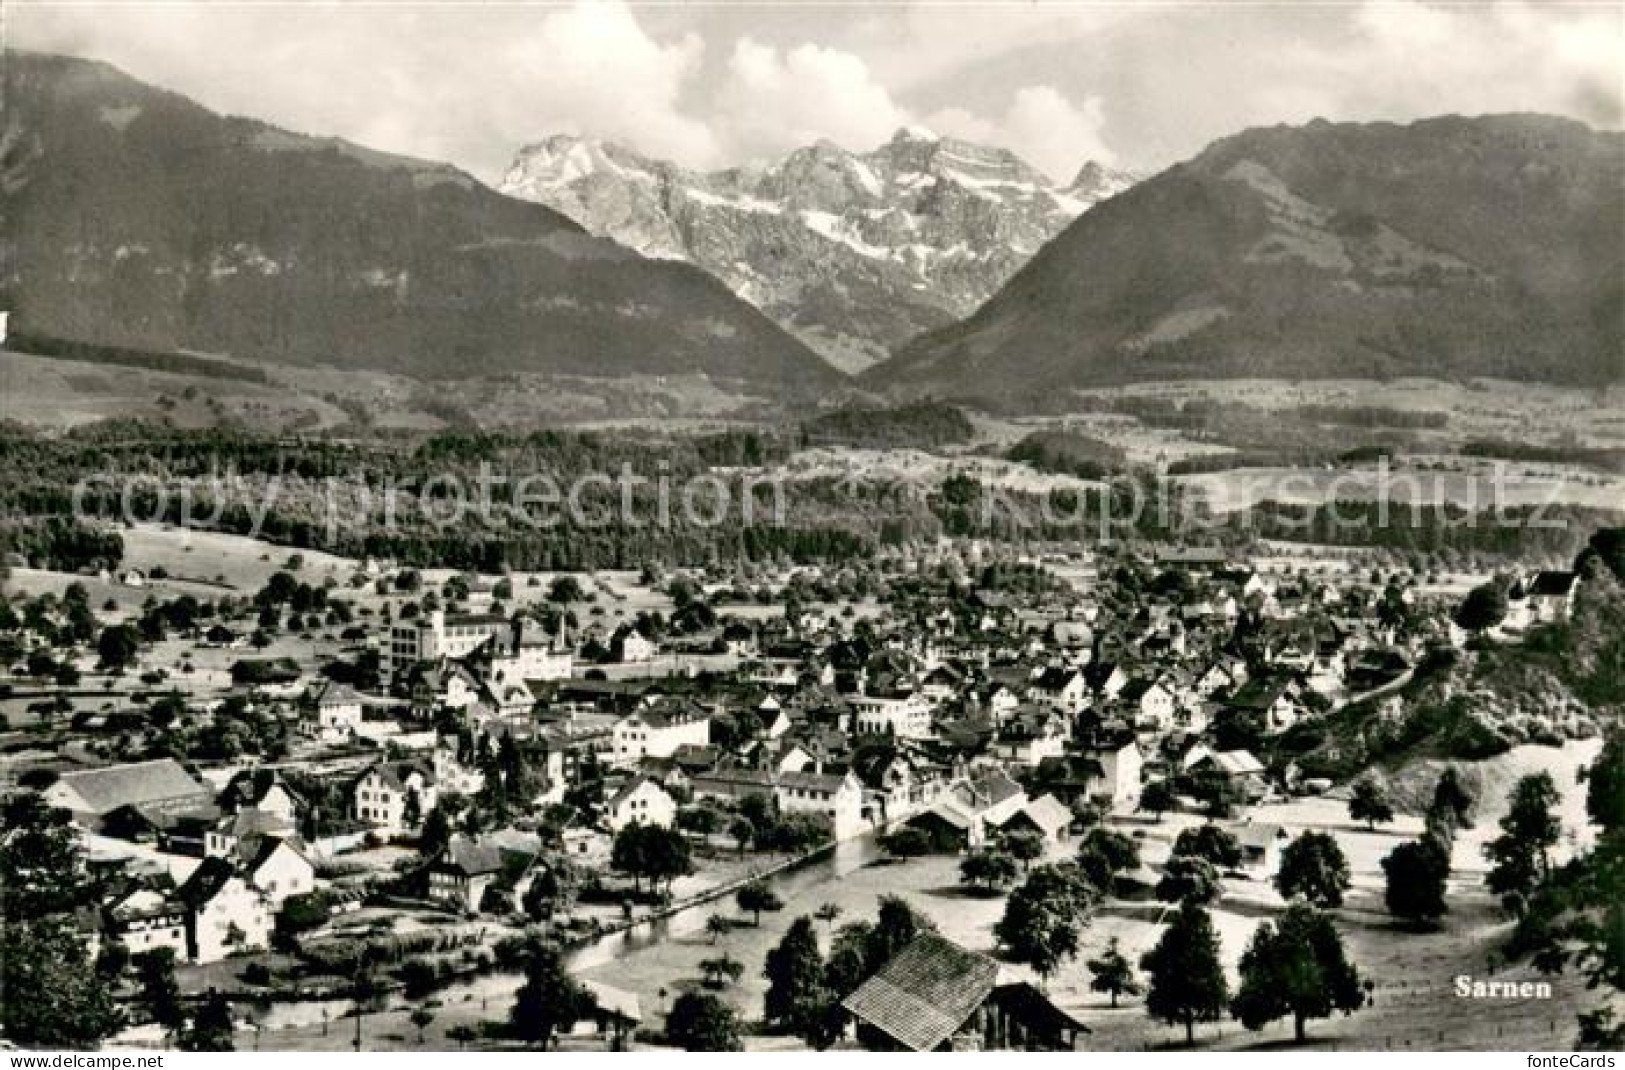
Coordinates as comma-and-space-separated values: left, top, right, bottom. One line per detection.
11, 1, 1623, 184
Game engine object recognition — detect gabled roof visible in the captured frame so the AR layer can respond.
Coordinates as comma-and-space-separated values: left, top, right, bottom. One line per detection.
219, 770, 304, 814
436, 836, 505, 877
242, 834, 311, 874
993, 793, 1072, 837
175, 855, 241, 909
53, 759, 210, 815
1033, 666, 1084, 691
606, 776, 667, 811
358, 760, 435, 793
309, 680, 363, 707
842, 932, 999, 1051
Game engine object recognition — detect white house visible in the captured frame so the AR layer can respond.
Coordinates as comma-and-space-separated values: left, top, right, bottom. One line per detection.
242, 836, 315, 907
617, 628, 657, 664
604, 777, 677, 832
307, 680, 364, 738
1031, 667, 1089, 714
104, 887, 189, 958
776, 769, 865, 842
177, 858, 274, 963
1084, 739, 1143, 811
351, 761, 438, 828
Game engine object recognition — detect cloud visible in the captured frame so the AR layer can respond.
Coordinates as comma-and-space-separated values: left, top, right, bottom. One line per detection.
929, 86, 1116, 181
10, 0, 1619, 184
11, 0, 721, 176
713, 38, 912, 159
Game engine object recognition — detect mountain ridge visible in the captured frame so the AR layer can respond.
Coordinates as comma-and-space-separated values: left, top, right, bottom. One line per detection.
0, 50, 845, 406
869, 112, 1624, 405
498, 126, 1136, 372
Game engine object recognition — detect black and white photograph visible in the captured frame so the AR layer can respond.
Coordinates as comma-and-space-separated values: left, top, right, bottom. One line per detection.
0, 0, 1621, 1056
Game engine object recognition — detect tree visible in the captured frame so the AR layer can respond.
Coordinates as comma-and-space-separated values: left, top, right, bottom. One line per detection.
880, 826, 931, 858
96, 623, 142, 673
1076, 828, 1141, 894
134, 947, 185, 1037
1142, 900, 1229, 1046
0, 794, 90, 917
994, 865, 1095, 985
1431, 767, 1476, 830
764, 917, 831, 1040
814, 902, 844, 933
1231, 904, 1365, 1043
1000, 829, 1046, 872
736, 882, 784, 925
705, 913, 733, 944
547, 576, 586, 604
0, 920, 124, 1048
961, 849, 1021, 893
1140, 780, 1177, 821
612, 824, 694, 896
1382, 837, 1451, 926
728, 816, 756, 855
181, 991, 236, 1052
418, 804, 454, 860
524, 856, 582, 920
1157, 855, 1222, 905
409, 1006, 435, 1044
1581, 731, 1625, 834
864, 895, 937, 975
1486, 772, 1562, 909
1172, 824, 1242, 869
1087, 937, 1142, 1007
1276, 831, 1352, 908
1455, 581, 1508, 632
698, 954, 744, 989
1348, 778, 1395, 831
510, 942, 589, 1048
666, 991, 742, 1051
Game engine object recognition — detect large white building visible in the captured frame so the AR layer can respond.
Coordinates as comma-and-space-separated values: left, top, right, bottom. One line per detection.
389, 610, 508, 675
851, 692, 934, 739
610, 704, 711, 765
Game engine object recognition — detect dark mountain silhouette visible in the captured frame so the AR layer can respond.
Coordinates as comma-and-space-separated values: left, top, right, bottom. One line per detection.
870, 114, 1624, 407
0, 51, 843, 399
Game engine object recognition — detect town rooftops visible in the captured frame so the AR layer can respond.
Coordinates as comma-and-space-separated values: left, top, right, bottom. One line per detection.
842, 932, 1000, 1052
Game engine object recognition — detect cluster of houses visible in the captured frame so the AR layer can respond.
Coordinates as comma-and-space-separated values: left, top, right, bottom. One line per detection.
14, 543, 1542, 980
46, 760, 315, 964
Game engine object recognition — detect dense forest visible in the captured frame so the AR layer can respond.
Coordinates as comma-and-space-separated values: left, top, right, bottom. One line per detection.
0, 422, 1615, 573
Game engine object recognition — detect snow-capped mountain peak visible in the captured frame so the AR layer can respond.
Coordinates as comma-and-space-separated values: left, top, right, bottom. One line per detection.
499, 131, 1140, 371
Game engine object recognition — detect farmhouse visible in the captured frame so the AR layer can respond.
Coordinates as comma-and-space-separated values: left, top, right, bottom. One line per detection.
428, 837, 505, 913
842, 932, 1088, 1051
45, 759, 212, 823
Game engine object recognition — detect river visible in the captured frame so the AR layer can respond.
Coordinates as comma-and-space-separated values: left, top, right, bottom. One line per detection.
242, 833, 886, 1033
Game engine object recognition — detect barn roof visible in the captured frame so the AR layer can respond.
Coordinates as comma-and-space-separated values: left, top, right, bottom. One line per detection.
53, 759, 209, 815
842, 932, 999, 1051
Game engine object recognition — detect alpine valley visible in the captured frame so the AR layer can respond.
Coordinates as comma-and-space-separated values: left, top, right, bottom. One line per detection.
499, 129, 1135, 372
